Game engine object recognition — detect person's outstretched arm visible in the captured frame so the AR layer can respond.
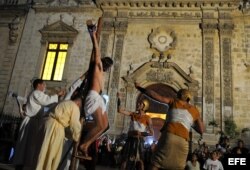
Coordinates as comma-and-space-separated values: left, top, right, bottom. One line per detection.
134, 82, 172, 104
117, 92, 132, 116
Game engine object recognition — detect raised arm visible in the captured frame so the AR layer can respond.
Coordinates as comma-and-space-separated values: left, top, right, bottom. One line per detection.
117, 92, 132, 116
87, 19, 102, 68
134, 83, 172, 104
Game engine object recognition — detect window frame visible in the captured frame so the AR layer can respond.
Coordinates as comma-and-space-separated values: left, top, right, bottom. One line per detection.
41, 42, 69, 81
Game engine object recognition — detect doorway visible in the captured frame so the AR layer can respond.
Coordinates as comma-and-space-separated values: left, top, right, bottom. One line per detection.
137, 83, 176, 142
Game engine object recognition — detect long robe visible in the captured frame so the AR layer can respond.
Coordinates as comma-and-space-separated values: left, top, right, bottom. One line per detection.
36, 100, 81, 170
59, 77, 83, 170
13, 90, 58, 166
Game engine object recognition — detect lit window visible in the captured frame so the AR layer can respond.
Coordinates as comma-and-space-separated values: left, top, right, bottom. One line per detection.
42, 43, 68, 81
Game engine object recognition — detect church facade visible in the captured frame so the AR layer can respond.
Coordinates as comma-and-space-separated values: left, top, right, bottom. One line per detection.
1, 0, 250, 142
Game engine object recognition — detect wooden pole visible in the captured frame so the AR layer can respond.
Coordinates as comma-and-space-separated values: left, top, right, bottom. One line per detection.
69, 17, 103, 170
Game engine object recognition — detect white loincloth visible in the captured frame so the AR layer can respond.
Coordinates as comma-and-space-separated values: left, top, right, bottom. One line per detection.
84, 90, 106, 117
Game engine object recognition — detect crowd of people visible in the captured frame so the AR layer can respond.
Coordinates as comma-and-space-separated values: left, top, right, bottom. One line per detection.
80, 133, 250, 170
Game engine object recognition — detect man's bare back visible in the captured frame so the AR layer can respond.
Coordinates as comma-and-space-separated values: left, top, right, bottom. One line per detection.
78, 20, 113, 160
91, 63, 104, 93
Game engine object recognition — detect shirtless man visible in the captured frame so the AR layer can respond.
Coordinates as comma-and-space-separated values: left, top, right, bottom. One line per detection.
79, 20, 113, 158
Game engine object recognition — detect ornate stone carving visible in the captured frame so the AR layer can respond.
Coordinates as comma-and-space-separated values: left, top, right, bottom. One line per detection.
204, 39, 214, 104
148, 27, 177, 53
118, 11, 128, 18
123, 61, 199, 93
222, 38, 233, 106
96, 0, 238, 8
39, 20, 78, 44
203, 12, 215, 19
218, 22, 234, 35
114, 20, 128, 32
200, 22, 218, 34
46, 0, 78, 6
103, 11, 115, 18
8, 16, 20, 43
146, 69, 173, 83
128, 10, 202, 19
102, 20, 114, 31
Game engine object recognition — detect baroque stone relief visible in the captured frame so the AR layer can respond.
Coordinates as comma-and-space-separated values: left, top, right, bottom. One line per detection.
123, 61, 199, 94
148, 26, 177, 53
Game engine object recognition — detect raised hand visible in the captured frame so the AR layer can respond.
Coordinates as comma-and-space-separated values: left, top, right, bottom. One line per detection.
86, 20, 97, 37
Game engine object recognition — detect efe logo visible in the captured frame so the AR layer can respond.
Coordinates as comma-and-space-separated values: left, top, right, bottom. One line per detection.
228, 158, 246, 165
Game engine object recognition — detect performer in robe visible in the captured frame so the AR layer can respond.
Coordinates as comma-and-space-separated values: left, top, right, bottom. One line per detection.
13, 79, 65, 170
134, 83, 204, 170
35, 95, 82, 170
78, 20, 113, 159
58, 73, 87, 170
117, 92, 154, 170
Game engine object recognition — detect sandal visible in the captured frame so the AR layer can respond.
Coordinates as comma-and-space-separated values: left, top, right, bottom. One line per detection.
75, 150, 92, 160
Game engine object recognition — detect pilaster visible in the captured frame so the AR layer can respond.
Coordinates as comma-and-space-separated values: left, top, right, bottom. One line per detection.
104, 18, 128, 131
218, 10, 234, 128
200, 9, 217, 132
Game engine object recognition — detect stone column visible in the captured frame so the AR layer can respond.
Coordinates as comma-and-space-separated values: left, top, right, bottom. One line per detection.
104, 18, 128, 132
218, 11, 234, 129
200, 11, 217, 133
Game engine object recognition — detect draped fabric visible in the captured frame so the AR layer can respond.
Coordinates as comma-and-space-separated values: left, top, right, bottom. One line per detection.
36, 100, 81, 170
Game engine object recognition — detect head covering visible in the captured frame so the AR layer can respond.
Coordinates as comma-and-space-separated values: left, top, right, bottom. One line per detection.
142, 99, 150, 111
177, 89, 191, 102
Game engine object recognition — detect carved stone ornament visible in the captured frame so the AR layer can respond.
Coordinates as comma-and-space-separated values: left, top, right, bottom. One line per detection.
148, 26, 177, 53
40, 20, 78, 44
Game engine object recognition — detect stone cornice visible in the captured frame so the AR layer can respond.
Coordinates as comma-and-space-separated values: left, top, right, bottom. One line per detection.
0, 4, 29, 17
33, 3, 98, 13
96, 0, 239, 9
